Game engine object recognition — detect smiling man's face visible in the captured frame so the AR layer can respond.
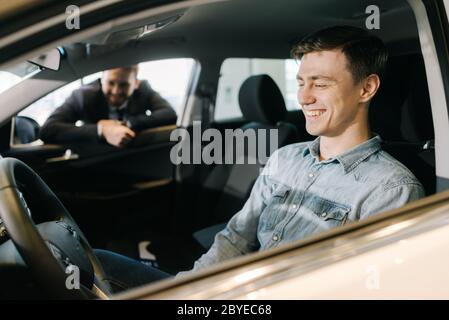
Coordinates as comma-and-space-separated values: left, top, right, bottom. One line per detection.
101, 68, 138, 107
297, 49, 366, 137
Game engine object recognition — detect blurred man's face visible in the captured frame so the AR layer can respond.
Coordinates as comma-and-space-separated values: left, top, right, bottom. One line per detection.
101, 68, 138, 107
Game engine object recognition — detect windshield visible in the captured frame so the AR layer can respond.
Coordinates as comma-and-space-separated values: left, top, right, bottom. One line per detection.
0, 61, 40, 94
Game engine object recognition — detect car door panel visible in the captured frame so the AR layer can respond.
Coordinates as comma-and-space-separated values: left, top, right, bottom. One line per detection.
2, 124, 177, 242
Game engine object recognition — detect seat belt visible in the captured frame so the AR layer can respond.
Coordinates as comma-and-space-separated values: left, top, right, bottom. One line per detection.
199, 83, 215, 130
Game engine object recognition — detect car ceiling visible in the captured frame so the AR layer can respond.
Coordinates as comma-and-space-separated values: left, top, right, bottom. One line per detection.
22, 0, 414, 83
145, 0, 416, 48
56, 0, 417, 77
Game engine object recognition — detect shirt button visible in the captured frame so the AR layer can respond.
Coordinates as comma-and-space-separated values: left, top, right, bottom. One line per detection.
321, 212, 327, 218
292, 204, 297, 209
272, 235, 279, 241
308, 173, 314, 178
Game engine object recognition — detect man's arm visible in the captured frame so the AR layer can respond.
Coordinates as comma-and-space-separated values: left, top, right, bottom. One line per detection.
177, 151, 281, 276
39, 92, 99, 144
360, 180, 425, 220
127, 88, 177, 131
178, 175, 267, 276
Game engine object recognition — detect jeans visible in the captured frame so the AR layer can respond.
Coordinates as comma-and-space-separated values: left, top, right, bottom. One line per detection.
94, 249, 172, 293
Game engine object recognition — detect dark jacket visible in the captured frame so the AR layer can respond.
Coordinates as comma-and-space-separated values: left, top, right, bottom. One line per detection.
39, 79, 177, 144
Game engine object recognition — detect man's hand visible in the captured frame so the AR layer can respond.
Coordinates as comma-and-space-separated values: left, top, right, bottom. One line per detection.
98, 120, 136, 147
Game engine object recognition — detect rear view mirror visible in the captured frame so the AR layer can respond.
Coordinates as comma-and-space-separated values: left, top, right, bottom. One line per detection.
27, 48, 61, 71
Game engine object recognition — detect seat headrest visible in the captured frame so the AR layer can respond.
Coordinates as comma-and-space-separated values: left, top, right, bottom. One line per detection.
369, 54, 434, 142
238, 74, 287, 124
399, 56, 434, 142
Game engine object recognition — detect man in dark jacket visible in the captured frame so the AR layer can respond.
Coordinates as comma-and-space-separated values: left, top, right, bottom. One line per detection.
39, 65, 177, 147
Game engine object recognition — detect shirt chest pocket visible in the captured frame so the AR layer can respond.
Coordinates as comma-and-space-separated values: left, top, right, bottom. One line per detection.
259, 184, 291, 231
307, 195, 351, 228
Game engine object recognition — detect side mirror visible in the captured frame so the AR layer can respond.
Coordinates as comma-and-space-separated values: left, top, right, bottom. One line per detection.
27, 48, 61, 71
14, 116, 40, 144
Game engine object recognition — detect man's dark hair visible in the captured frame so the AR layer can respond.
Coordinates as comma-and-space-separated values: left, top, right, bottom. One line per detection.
120, 64, 139, 77
103, 65, 139, 78
291, 25, 388, 83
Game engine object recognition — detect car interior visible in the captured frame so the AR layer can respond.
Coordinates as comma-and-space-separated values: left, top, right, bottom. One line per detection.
0, 0, 440, 298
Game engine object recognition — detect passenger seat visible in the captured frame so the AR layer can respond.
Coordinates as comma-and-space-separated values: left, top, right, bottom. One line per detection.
369, 54, 435, 195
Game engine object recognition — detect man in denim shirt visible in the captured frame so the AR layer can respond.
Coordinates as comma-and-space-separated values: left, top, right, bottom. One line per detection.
182, 25, 425, 273
93, 26, 425, 291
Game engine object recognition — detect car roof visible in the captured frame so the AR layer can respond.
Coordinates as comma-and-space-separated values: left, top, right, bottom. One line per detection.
57, 0, 419, 80
0, 0, 419, 80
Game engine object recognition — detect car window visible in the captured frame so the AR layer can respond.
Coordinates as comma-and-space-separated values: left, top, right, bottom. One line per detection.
214, 58, 299, 122
13, 58, 195, 145
0, 61, 40, 95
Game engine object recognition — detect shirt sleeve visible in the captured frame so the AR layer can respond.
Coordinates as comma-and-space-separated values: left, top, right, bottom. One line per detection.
177, 150, 281, 276
126, 87, 177, 131
39, 91, 99, 143
360, 181, 425, 220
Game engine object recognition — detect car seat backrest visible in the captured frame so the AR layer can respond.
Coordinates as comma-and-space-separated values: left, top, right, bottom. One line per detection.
370, 54, 434, 142
239, 74, 287, 125
370, 53, 435, 194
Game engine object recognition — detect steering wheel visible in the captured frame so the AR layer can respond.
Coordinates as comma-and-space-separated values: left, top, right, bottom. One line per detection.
0, 158, 112, 299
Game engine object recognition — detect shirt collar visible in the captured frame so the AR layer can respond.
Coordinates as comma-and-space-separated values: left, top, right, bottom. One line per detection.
109, 100, 128, 111
302, 135, 382, 174
302, 136, 321, 159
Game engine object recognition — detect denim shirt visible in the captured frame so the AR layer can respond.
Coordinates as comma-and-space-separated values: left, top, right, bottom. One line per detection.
183, 135, 425, 274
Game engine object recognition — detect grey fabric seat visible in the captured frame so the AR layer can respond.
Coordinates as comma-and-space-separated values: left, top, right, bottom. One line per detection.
193, 74, 299, 250
369, 54, 435, 195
